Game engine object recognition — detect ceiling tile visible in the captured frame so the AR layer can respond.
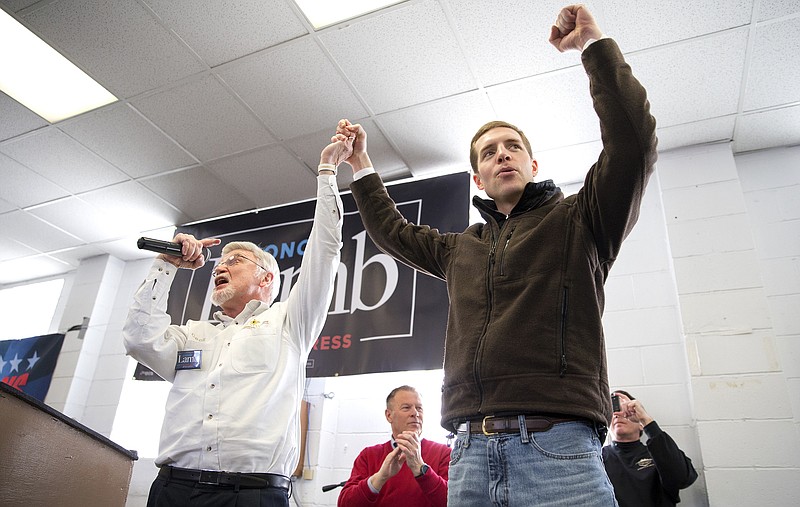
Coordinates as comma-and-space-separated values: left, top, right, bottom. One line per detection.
26, 196, 120, 243
0, 128, 129, 193
220, 37, 368, 139
49, 244, 108, 267
757, 0, 800, 21
601, 0, 753, 52
1, 0, 40, 11
59, 103, 197, 178
0, 235, 38, 262
743, 17, 800, 111
448, 0, 581, 86
140, 165, 255, 221
320, 0, 476, 113
487, 66, 598, 152
0, 92, 48, 142
0, 210, 83, 252
145, 0, 309, 67
94, 235, 166, 262
628, 29, 748, 128
656, 116, 736, 152
734, 105, 800, 153
0, 197, 16, 214
0, 152, 69, 207
21, 0, 206, 98
132, 75, 275, 162
0, 254, 72, 285
81, 181, 191, 233
206, 144, 317, 209
378, 91, 495, 175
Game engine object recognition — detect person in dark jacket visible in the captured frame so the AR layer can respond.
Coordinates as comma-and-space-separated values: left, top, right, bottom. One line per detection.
603, 390, 698, 507
333, 4, 658, 505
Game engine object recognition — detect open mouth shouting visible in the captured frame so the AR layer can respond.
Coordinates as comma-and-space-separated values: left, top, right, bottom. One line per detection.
214, 274, 230, 290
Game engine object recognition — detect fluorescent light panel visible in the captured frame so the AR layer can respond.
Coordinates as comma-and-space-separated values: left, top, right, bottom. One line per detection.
294, 0, 407, 29
0, 9, 117, 123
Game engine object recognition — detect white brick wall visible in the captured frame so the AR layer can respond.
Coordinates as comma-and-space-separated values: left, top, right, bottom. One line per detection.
667, 213, 755, 257
704, 469, 800, 507
660, 143, 799, 507
691, 374, 794, 421
691, 330, 781, 375
698, 420, 800, 468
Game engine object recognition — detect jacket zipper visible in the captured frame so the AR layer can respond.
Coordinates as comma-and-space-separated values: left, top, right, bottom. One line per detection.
559, 287, 569, 377
498, 226, 515, 276
474, 225, 502, 409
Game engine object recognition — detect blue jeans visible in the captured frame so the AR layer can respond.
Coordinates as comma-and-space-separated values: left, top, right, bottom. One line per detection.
448, 418, 618, 507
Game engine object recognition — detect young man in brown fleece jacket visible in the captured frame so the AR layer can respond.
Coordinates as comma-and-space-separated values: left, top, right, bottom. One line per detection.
331, 4, 657, 505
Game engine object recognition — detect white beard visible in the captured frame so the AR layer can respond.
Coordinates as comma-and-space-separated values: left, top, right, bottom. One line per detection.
211, 285, 235, 307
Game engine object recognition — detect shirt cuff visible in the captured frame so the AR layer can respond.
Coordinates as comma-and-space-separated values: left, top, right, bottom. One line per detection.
582, 35, 607, 52
353, 167, 376, 181
318, 163, 337, 176
367, 476, 380, 494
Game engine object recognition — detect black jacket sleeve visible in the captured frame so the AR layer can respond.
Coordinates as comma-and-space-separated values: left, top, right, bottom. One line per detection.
644, 421, 699, 501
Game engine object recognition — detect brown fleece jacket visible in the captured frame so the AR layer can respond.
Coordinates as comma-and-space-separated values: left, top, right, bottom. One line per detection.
351, 38, 658, 430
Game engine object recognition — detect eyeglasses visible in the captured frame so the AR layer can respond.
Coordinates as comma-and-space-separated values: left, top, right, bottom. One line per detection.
211, 253, 267, 277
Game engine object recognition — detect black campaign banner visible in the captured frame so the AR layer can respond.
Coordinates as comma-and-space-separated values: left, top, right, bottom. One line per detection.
137, 173, 469, 378
0, 333, 65, 401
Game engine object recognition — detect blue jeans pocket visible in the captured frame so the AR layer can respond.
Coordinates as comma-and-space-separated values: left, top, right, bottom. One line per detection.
528, 421, 600, 460
449, 432, 467, 465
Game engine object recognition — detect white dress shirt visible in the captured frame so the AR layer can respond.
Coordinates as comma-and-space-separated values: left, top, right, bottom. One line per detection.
123, 174, 343, 475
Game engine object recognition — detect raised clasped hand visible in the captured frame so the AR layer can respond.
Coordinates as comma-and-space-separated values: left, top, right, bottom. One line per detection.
320, 131, 355, 167
548, 4, 602, 53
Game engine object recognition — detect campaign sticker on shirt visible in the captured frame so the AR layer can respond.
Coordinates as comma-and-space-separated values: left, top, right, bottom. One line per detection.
175, 350, 202, 370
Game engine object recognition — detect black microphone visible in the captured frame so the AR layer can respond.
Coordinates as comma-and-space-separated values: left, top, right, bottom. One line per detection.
321, 481, 346, 493
137, 237, 211, 260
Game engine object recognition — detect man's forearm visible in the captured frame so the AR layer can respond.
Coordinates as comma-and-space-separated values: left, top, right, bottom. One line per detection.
122, 259, 181, 381
348, 152, 373, 172
286, 174, 343, 349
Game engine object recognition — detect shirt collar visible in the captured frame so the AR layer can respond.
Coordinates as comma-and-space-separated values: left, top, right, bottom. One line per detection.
213, 300, 268, 327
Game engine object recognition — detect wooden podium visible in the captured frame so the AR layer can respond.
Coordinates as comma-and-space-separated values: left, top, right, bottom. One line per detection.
0, 382, 138, 507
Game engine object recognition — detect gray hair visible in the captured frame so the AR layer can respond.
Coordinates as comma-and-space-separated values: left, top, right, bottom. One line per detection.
386, 385, 419, 409
221, 241, 281, 304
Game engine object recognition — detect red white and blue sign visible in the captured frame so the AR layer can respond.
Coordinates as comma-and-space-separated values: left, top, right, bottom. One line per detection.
0, 333, 65, 402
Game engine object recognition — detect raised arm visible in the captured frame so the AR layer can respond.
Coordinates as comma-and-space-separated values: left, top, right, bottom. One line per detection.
562, 5, 658, 264
283, 137, 347, 352
341, 119, 452, 280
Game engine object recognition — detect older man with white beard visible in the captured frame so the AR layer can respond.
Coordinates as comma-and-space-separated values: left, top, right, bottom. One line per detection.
123, 135, 349, 507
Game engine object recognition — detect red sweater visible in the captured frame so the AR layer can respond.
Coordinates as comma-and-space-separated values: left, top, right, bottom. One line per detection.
337, 439, 450, 507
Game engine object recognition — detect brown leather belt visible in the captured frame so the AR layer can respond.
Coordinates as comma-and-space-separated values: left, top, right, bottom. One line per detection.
457, 414, 582, 435
159, 466, 290, 490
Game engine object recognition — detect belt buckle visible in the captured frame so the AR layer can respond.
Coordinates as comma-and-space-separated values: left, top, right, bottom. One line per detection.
481, 415, 498, 436
198, 470, 220, 485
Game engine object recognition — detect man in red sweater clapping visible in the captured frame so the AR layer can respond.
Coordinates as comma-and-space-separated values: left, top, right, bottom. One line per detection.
337, 386, 450, 507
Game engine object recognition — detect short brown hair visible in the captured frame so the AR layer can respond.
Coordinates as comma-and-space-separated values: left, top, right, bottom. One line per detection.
469, 120, 533, 173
